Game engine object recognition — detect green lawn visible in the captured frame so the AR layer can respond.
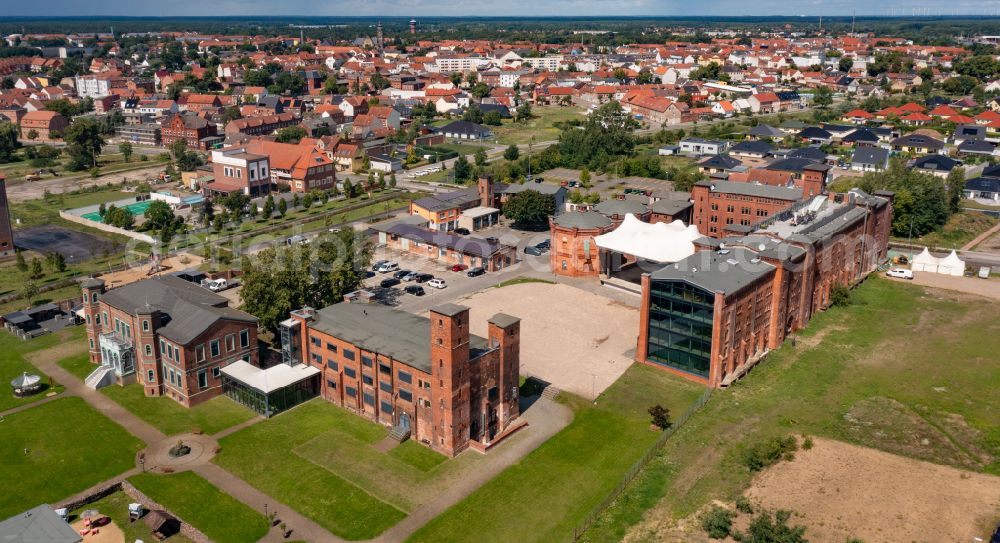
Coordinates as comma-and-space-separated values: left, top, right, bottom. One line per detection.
70, 491, 195, 543
406, 364, 705, 543
0, 327, 85, 412
905, 211, 998, 250
128, 472, 269, 543
494, 106, 587, 145
0, 397, 143, 518
56, 357, 256, 436
582, 276, 1000, 542
214, 399, 406, 539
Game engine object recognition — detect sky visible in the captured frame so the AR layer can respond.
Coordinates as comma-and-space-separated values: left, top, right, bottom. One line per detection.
4, 0, 1000, 17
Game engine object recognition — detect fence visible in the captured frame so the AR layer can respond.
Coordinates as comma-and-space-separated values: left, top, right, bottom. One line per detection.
571, 386, 715, 541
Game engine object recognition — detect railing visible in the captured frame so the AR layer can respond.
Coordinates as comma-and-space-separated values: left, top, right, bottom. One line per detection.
571, 386, 714, 541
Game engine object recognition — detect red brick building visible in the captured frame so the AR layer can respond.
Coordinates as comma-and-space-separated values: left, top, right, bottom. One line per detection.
161, 112, 219, 150
690, 180, 804, 238
548, 211, 613, 277
20, 110, 69, 140
0, 174, 13, 258
284, 302, 521, 457
224, 112, 300, 137
81, 276, 259, 407
636, 189, 893, 388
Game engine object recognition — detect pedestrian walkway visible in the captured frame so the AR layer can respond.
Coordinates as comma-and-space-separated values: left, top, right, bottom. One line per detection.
0, 392, 61, 418
961, 221, 1000, 251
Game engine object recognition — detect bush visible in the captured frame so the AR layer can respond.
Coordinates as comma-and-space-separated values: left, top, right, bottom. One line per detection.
735, 495, 754, 514
745, 509, 807, 543
802, 436, 814, 450
648, 404, 672, 430
830, 284, 851, 307
740, 435, 798, 472
700, 506, 734, 539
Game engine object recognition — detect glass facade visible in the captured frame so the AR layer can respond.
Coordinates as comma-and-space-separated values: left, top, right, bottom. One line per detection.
222, 372, 319, 418
646, 280, 715, 378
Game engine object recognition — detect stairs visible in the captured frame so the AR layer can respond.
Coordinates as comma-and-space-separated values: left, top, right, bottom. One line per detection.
84, 365, 115, 390
388, 424, 411, 442
541, 385, 561, 402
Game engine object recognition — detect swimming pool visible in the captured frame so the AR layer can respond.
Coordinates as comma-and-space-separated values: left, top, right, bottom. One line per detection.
81, 200, 154, 222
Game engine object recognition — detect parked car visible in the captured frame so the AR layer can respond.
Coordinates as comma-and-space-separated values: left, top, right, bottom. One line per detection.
485, 237, 499, 244
371, 260, 389, 271
393, 269, 411, 280
450, 264, 468, 272
201, 278, 228, 291
536, 239, 551, 250
886, 268, 913, 280
402, 271, 421, 282
376, 262, 399, 273
415, 273, 434, 283
380, 278, 401, 288
404, 285, 426, 296
524, 246, 543, 256
427, 278, 448, 289
453, 227, 471, 235
466, 267, 486, 277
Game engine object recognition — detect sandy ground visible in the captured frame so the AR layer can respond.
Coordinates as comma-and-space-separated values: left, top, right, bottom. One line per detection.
972, 226, 1000, 255
70, 518, 125, 543
746, 437, 1000, 543
98, 252, 204, 289
6, 165, 167, 203
455, 282, 636, 399
888, 272, 1000, 301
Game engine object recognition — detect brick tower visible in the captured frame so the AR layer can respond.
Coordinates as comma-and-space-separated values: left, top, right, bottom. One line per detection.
80, 278, 106, 364
488, 313, 521, 428
430, 303, 471, 456
0, 174, 14, 258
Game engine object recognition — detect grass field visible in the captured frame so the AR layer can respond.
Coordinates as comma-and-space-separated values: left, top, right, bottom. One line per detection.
214, 399, 407, 540
905, 211, 998, 250
70, 491, 196, 543
129, 472, 269, 543
406, 364, 705, 543
57, 354, 255, 436
494, 106, 586, 145
583, 276, 1000, 542
0, 327, 86, 411
0, 396, 143, 518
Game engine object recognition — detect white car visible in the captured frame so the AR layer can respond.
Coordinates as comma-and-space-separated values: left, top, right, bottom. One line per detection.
377, 262, 400, 273
886, 268, 913, 280
427, 278, 447, 289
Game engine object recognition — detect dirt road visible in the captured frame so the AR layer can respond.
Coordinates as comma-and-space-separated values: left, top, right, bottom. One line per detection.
5, 164, 166, 203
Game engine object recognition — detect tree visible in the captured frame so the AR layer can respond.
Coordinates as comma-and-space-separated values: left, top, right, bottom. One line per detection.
261, 196, 275, 219
143, 200, 175, 231
813, 86, 833, 109
483, 110, 502, 126
945, 167, 966, 214
221, 106, 242, 124
700, 506, 734, 540
453, 155, 472, 182
343, 179, 355, 198
648, 404, 672, 429
20, 281, 39, 307
118, 141, 133, 163
838, 56, 853, 73
579, 167, 591, 188
15, 250, 27, 272
219, 193, 251, 216
471, 82, 491, 101
275, 126, 308, 144
26, 129, 39, 140
449, 72, 463, 86
0, 123, 20, 162
199, 199, 215, 226
29, 257, 44, 279
277, 198, 287, 217
389, 172, 397, 188
941, 76, 978, 95
515, 102, 533, 122
292, 193, 301, 209
504, 144, 520, 161
474, 148, 487, 167
63, 117, 104, 170
502, 190, 556, 229
744, 510, 807, 543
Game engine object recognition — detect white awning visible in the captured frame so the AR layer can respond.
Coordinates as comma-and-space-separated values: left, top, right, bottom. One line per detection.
221, 360, 319, 393
938, 250, 965, 276
594, 214, 701, 263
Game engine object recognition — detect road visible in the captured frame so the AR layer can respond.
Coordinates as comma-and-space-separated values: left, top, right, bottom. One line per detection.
5, 164, 167, 203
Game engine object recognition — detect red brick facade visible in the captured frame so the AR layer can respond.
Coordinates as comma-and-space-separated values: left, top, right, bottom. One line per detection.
0, 176, 13, 258
691, 181, 802, 238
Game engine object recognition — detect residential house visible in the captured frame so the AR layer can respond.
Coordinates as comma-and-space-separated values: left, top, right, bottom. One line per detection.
850, 147, 890, 172
20, 110, 68, 140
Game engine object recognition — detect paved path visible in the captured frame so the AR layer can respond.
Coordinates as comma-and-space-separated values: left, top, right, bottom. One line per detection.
0, 392, 62, 417
891, 272, 1000, 301
212, 414, 264, 439
961, 221, 1000, 251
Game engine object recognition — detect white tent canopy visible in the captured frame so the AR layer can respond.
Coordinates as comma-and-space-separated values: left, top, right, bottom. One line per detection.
594, 214, 701, 263
938, 250, 965, 276
911, 247, 940, 273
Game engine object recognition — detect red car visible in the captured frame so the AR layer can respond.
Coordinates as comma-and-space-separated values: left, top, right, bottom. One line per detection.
450, 264, 468, 272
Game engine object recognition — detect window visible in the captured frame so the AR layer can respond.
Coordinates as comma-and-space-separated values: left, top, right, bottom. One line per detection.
210, 339, 220, 357
399, 389, 413, 402
147, 370, 155, 382
326, 342, 337, 353
398, 370, 412, 384
343, 349, 355, 361
226, 334, 236, 352
142, 320, 150, 332
379, 363, 391, 375
381, 400, 393, 413
212, 367, 220, 378
344, 366, 356, 379
346, 386, 357, 397
327, 380, 337, 389
166, 343, 174, 360
310, 336, 321, 347
103, 312, 108, 325
144, 345, 152, 356
196, 344, 206, 362
379, 381, 392, 393
89, 338, 94, 349
363, 392, 375, 406
311, 353, 322, 364
240, 329, 250, 348
198, 370, 208, 389
327, 359, 339, 371
361, 355, 373, 368
362, 374, 374, 386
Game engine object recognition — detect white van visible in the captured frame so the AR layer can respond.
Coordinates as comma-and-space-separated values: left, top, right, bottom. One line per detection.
377, 261, 400, 273
886, 268, 913, 280
427, 278, 447, 289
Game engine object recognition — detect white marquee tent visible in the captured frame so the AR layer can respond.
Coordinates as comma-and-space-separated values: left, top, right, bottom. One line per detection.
911, 247, 939, 273
594, 214, 702, 263
938, 250, 966, 276
910, 247, 965, 276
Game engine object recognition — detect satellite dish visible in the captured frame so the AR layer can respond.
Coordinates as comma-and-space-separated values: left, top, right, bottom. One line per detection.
719, 242, 726, 249
758, 243, 766, 251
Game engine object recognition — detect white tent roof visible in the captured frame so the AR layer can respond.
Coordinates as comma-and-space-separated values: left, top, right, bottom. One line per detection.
594, 214, 701, 263
911, 247, 940, 266
221, 360, 319, 393
940, 250, 965, 267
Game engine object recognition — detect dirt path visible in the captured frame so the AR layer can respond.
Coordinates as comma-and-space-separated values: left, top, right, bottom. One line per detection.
746, 437, 1000, 543
888, 273, 1000, 301
962, 221, 1000, 251
6, 165, 166, 203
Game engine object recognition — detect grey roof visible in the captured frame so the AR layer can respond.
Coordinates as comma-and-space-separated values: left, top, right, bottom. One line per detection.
892, 134, 944, 150
797, 126, 832, 140
488, 313, 520, 329
698, 154, 742, 170
382, 223, 509, 258
767, 156, 822, 173
411, 188, 480, 212
502, 182, 564, 196
553, 211, 612, 230
730, 140, 773, 155
650, 199, 693, 216
958, 139, 994, 154
749, 124, 785, 138
841, 128, 879, 143
696, 180, 803, 201
80, 277, 105, 289
718, 234, 806, 263
431, 303, 469, 317
594, 198, 648, 216
440, 120, 492, 137
778, 119, 807, 129
912, 154, 959, 171
100, 275, 256, 345
965, 177, 1000, 194
650, 248, 775, 297
784, 147, 827, 162
308, 303, 489, 373
851, 147, 890, 166
0, 504, 81, 543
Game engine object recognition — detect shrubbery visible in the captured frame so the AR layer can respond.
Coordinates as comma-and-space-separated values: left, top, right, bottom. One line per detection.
740, 435, 798, 472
